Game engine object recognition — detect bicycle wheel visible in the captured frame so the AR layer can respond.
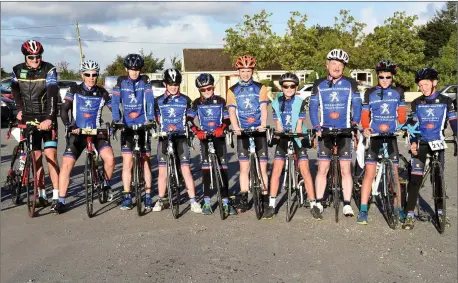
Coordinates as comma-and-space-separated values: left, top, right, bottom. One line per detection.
210, 154, 225, 220
431, 161, 446, 233
380, 159, 398, 229
286, 157, 295, 222
25, 153, 37, 217
332, 160, 341, 223
84, 153, 95, 218
8, 145, 22, 205
134, 153, 143, 216
167, 155, 180, 219
250, 155, 263, 220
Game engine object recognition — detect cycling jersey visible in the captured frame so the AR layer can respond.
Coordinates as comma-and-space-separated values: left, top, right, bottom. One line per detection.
309, 76, 362, 130
11, 61, 58, 121
61, 83, 111, 129
410, 92, 457, 142
362, 86, 406, 133
189, 95, 229, 131
226, 80, 269, 128
111, 75, 154, 126
154, 91, 192, 132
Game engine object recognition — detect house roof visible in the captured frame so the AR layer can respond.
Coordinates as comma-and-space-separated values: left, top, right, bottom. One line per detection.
182, 48, 283, 72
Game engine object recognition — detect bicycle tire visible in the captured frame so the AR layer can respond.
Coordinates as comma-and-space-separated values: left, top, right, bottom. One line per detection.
167, 155, 180, 219
25, 152, 37, 218
431, 161, 446, 234
286, 157, 295, 222
84, 153, 95, 218
133, 153, 143, 216
380, 159, 398, 229
8, 145, 22, 205
210, 154, 225, 220
250, 155, 263, 220
332, 159, 341, 223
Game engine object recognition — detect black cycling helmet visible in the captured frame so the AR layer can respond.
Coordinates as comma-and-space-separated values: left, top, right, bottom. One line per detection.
376, 59, 397, 75
195, 73, 215, 88
415, 67, 439, 83
123, 54, 144, 70
163, 68, 182, 85
279, 72, 299, 86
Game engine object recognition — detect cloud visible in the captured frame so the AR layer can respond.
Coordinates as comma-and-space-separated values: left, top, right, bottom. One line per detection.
360, 6, 378, 35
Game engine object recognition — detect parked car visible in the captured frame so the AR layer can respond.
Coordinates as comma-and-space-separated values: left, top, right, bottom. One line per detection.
1, 77, 12, 92
296, 83, 313, 107
438, 84, 457, 109
151, 79, 165, 97
2, 89, 13, 100
1, 96, 17, 127
103, 76, 118, 95
57, 80, 82, 103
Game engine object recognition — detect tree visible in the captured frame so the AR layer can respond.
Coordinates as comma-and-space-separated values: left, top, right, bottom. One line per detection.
170, 54, 182, 70
434, 32, 457, 86
105, 51, 165, 76
223, 10, 281, 69
418, 2, 457, 62
56, 61, 80, 80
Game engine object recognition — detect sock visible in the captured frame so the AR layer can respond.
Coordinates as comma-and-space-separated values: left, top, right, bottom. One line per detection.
190, 197, 196, 204
146, 193, 151, 199
343, 200, 351, 206
158, 196, 163, 201
58, 197, 66, 204
269, 196, 276, 208
222, 198, 229, 205
204, 197, 211, 205
360, 204, 368, 212
408, 211, 415, 218
40, 189, 46, 198
52, 189, 59, 200
309, 199, 316, 207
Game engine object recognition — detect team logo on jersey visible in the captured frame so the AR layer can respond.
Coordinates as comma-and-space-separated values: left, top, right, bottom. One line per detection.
129, 112, 139, 119
388, 92, 392, 96
330, 112, 340, 119
168, 108, 176, 117
381, 103, 390, 114
168, 125, 176, 131
206, 109, 213, 116
285, 115, 292, 126
207, 121, 216, 127
378, 124, 389, 132
85, 100, 92, 107
338, 81, 342, 85
246, 117, 256, 124
83, 113, 91, 118
330, 92, 339, 102
426, 123, 435, 129
243, 98, 252, 109
426, 108, 435, 117
129, 93, 137, 103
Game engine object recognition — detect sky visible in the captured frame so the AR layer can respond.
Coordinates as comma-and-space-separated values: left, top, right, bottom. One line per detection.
0, 1, 446, 73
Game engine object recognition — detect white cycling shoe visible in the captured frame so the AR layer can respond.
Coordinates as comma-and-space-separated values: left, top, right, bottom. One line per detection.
343, 205, 354, 217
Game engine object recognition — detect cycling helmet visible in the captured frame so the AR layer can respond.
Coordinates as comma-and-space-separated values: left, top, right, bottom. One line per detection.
80, 60, 100, 73
21, 40, 44, 56
163, 68, 182, 84
279, 72, 299, 86
235, 55, 256, 69
195, 73, 215, 88
123, 54, 144, 70
376, 59, 397, 75
415, 68, 439, 83
326, 49, 349, 65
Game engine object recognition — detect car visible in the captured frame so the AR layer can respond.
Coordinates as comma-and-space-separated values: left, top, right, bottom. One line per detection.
1, 77, 12, 92
438, 84, 457, 109
1, 96, 17, 127
151, 79, 165, 97
103, 76, 118, 95
57, 80, 82, 103
296, 83, 313, 107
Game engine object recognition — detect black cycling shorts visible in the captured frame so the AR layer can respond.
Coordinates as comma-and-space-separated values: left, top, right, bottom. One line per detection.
157, 137, 190, 166
199, 137, 228, 170
236, 135, 268, 162
63, 132, 111, 160
365, 136, 399, 166
121, 128, 151, 155
317, 136, 352, 161
274, 138, 308, 162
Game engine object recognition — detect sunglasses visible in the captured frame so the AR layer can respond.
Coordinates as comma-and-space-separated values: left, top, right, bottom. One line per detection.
282, 84, 297, 89
26, 55, 42, 60
199, 86, 214, 92
84, 73, 99, 78
378, 76, 392, 80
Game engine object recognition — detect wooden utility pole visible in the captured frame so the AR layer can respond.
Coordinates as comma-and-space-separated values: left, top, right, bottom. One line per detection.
75, 21, 85, 65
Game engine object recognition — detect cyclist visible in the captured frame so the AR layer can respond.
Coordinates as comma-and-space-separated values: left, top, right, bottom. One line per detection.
188, 73, 237, 216
402, 68, 457, 230
152, 68, 202, 213
11, 40, 60, 209
111, 54, 155, 211
59, 60, 115, 214
309, 48, 362, 219
226, 55, 269, 214
357, 60, 406, 224
264, 72, 321, 220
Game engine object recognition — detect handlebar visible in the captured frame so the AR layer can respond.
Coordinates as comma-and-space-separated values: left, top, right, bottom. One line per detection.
151, 130, 188, 139
321, 128, 354, 137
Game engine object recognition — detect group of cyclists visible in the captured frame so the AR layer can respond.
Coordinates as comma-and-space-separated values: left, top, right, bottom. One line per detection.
9, 39, 457, 230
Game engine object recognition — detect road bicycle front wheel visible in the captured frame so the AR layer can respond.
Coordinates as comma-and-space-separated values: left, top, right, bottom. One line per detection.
286, 157, 298, 222
431, 161, 446, 234
25, 152, 38, 217
210, 154, 226, 220
8, 145, 22, 205
332, 160, 341, 223
84, 153, 95, 218
133, 153, 144, 216
167, 155, 180, 219
250, 155, 263, 220
380, 159, 398, 229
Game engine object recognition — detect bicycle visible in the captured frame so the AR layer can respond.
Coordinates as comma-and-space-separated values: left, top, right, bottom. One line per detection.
4, 121, 25, 205
321, 128, 354, 223
364, 132, 402, 229
229, 126, 270, 220
113, 122, 154, 216
272, 130, 314, 222
67, 123, 111, 218
152, 128, 191, 219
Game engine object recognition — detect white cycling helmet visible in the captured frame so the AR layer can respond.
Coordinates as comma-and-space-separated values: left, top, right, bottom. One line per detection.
80, 60, 100, 73
327, 49, 349, 65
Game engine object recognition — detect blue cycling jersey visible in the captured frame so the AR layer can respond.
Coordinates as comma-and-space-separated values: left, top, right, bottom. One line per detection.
411, 92, 457, 142
111, 75, 154, 126
272, 95, 306, 132
309, 76, 362, 130
154, 92, 192, 132
189, 95, 229, 131
64, 83, 111, 129
363, 86, 405, 134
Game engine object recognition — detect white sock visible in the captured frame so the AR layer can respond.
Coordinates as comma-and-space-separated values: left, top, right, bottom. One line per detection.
40, 189, 46, 198
269, 196, 276, 208
309, 200, 317, 208
52, 189, 59, 200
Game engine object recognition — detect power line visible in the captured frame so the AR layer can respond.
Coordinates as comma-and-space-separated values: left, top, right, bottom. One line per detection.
0, 34, 225, 45
1, 23, 74, 31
